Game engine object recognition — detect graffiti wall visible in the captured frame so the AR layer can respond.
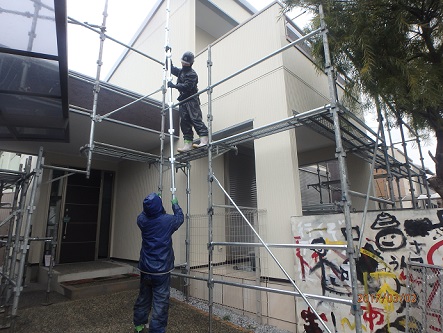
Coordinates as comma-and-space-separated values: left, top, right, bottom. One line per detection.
290, 209, 443, 333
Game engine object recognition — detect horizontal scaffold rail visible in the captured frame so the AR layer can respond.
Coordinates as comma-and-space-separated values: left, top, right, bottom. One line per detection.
80, 141, 160, 163
211, 241, 347, 250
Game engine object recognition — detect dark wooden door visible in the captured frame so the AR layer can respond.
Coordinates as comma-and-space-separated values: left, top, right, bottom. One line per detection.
59, 170, 101, 263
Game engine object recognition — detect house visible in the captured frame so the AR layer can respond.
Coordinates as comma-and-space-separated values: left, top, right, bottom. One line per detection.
1, 1, 439, 332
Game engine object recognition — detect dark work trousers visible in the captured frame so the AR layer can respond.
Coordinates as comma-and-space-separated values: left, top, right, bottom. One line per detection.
179, 98, 208, 141
133, 272, 171, 333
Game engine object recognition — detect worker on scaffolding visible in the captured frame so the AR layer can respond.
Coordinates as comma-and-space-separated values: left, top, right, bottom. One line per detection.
167, 50, 209, 152
133, 193, 184, 333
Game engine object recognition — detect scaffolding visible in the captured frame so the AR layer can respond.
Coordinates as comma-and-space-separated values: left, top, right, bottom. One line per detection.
406, 261, 443, 333
70, 2, 435, 333
0, 149, 45, 329
1, 1, 435, 332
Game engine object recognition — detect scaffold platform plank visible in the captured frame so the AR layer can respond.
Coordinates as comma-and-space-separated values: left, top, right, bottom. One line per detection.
174, 144, 232, 164
174, 106, 332, 163
0, 169, 26, 188
174, 104, 412, 180
297, 107, 410, 178
78, 105, 417, 181
80, 141, 160, 163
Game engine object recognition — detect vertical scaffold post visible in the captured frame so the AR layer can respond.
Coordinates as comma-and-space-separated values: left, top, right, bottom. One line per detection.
402, 121, 431, 205
11, 147, 44, 317
398, 117, 417, 208
375, 99, 396, 208
86, 0, 109, 179
184, 162, 191, 299
384, 109, 404, 208
3, 158, 32, 313
159, 68, 166, 197
319, 5, 362, 332
413, 127, 432, 207
164, 0, 176, 199
206, 45, 214, 333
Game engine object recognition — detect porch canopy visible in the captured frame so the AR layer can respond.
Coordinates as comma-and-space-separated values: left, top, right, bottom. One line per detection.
0, 0, 69, 142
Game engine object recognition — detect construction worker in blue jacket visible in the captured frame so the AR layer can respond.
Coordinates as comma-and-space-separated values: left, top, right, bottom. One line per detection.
133, 193, 184, 333
168, 51, 209, 152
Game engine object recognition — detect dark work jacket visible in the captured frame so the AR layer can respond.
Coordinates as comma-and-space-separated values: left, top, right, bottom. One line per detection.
171, 65, 199, 102
137, 193, 184, 274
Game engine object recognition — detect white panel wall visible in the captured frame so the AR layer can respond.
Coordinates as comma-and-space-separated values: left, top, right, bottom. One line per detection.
194, 4, 303, 279
111, 159, 161, 260
196, 26, 215, 52
108, 0, 194, 99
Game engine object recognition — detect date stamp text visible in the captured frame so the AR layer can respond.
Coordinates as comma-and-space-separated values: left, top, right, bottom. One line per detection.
357, 293, 416, 303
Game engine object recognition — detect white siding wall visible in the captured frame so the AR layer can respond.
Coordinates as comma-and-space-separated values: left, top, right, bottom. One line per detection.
109, 0, 194, 99
196, 26, 215, 52
0, 152, 22, 171
193, 4, 302, 279
111, 160, 160, 260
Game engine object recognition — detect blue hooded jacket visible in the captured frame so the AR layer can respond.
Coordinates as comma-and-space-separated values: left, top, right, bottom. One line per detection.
137, 193, 184, 274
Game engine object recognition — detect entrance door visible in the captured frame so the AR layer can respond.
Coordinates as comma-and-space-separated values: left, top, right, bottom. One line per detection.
58, 169, 101, 263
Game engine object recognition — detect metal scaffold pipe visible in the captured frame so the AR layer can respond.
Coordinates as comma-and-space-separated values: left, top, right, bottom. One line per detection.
206, 45, 215, 333
164, 0, 176, 199
398, 117, 417, 208
99, 87, 162, 120
402, 121, 432, 206
86, 0, 109, 179
358, 120, 382, 251
375, 99, 396, 208
159, 75, 167, 196
11, 147, 44, 316
67, 16, 163, 65
319, 5, 362, 332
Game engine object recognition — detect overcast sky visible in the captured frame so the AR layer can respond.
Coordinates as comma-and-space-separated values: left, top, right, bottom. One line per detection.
66, 0, 436, 175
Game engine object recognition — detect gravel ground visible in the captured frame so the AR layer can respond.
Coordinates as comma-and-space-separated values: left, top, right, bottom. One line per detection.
170, 289, 293, 333
6, 284, 293, 333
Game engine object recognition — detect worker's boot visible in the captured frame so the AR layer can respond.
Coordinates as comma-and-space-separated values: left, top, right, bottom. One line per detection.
193, 136, 208, 148
177, 140, 193, 153
134, 324, 148, 333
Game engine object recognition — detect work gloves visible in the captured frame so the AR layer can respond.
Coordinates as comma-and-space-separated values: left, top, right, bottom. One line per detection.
165, 46, 172, 70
